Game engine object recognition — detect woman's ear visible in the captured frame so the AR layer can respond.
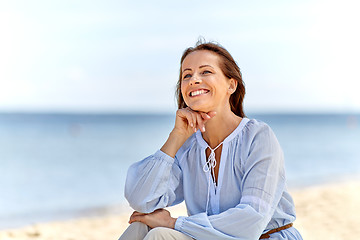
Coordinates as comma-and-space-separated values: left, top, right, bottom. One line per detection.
228, 78, 238, 94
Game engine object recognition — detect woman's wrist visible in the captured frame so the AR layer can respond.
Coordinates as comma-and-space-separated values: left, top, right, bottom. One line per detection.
160, 130, 188, 158
169, 217, 177, 229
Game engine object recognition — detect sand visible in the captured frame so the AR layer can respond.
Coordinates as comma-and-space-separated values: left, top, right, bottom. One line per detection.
1, 180, 360, 240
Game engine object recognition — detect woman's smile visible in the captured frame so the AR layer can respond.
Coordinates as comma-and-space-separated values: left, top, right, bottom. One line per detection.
189, 89, 210, 97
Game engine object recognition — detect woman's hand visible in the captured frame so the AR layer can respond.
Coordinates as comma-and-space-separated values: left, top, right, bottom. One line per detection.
174, 107, 216, 137
161, 108, 216, 157
128, 209, 177, 229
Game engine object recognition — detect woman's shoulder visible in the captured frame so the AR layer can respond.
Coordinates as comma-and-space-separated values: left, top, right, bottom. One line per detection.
241, 118, 279, 147
240, 118, 285, 173
243, 118, 275, 134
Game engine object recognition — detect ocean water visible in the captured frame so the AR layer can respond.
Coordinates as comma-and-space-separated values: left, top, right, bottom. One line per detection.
0, 113, 359, 229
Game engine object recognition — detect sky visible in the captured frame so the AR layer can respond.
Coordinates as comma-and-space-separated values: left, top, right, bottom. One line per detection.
0, 0, 359, 113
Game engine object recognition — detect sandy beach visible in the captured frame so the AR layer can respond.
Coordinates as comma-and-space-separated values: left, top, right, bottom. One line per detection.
1, 180, 359, 240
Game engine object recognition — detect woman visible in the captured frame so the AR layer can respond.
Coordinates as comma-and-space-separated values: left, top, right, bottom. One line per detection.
119, 41, 303, 240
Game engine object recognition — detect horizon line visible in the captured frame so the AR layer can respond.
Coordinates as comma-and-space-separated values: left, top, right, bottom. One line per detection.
0, 110, 359, 116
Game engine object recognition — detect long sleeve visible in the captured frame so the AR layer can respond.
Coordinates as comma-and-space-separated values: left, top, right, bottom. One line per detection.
175, 123, 286, 240
125, 150, 184, 213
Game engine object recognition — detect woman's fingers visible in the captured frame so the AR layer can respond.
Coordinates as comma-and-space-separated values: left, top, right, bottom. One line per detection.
200, 112, 210, 121
185, 108, 197, 131
177, 108, 196, 132
196, 113, 205, 132
184, 108, 203, 132
176, 108, 217, 134
190, 111, 197, 132
200, 112, 216, 126
129, 211, 145, 222
183, 110, 196, 131
129, 211, 147, 224
205, 111, 217, 119
194, 110, 217, 132
207, 111, 217, 119
129, 215, 145, 224
186, 108, 217, 132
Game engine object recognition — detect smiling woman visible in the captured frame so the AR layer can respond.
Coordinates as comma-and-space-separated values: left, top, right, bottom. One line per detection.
180, 52, 237, 116
118, 41, 303, 240
177, 43, 246, 118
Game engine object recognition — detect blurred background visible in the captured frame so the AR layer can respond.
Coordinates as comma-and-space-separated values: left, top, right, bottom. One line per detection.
0, 0, 359, 230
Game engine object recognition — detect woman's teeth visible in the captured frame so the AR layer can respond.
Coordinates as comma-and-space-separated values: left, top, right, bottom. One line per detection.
190, 89, 209, 97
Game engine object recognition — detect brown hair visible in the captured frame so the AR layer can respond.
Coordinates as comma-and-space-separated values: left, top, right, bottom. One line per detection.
176, 40, 246, 117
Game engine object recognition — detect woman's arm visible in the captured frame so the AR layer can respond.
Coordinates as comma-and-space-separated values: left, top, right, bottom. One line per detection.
125, 150, 183, 213
125, 108, 216, 213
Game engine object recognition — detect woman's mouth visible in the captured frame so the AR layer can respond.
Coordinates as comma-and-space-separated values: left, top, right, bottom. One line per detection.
189, 89, 210, 97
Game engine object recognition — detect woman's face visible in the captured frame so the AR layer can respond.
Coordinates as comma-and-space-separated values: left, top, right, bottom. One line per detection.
181, 50, 237, 113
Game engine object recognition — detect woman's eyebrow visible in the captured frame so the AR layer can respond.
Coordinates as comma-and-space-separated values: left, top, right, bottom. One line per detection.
182, 68, 192, 73
199, 65, 214, 69
182, 65, 214, 73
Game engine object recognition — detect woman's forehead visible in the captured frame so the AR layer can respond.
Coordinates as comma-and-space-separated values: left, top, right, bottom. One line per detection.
181, 50, 220, 70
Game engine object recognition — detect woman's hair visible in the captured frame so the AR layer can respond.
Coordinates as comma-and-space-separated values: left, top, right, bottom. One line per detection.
176, 40, 246, 117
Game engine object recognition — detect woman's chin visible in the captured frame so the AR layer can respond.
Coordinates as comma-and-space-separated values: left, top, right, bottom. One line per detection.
188, 105, 211, 113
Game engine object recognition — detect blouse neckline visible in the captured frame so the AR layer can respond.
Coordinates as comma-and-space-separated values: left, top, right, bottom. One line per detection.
195, 117, 249, 148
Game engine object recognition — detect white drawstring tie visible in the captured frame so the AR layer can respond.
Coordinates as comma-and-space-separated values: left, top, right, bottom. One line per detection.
202, 141, 223, 214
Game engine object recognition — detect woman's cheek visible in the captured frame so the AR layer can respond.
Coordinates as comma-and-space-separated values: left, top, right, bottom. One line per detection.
181, 91, 189, 106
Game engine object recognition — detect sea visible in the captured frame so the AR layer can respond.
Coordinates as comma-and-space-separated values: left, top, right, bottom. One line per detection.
0, 112, 359, 229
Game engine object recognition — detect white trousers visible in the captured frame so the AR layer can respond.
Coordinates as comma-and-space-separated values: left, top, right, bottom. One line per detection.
118, 222, 194, 240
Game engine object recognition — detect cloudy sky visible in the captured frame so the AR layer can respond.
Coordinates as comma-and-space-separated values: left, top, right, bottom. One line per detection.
0, 0, 359, 113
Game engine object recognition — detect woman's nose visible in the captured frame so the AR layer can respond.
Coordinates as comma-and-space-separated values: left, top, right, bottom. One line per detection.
189, 75, 201, 85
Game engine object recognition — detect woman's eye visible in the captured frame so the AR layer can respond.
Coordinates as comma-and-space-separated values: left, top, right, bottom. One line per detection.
183, 74, 191, 79
202, 70, 212, 74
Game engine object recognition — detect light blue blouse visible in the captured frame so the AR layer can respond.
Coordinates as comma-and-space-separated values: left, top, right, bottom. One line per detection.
125, 118, 303, 239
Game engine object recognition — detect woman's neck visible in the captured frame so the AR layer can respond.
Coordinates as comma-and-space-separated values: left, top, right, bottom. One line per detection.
202, 108, 242, 148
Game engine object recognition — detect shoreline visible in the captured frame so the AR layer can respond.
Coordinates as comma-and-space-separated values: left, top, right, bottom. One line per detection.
0, 203, 130, 231
1, 178, 360, 240
4, 174, 359, 230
